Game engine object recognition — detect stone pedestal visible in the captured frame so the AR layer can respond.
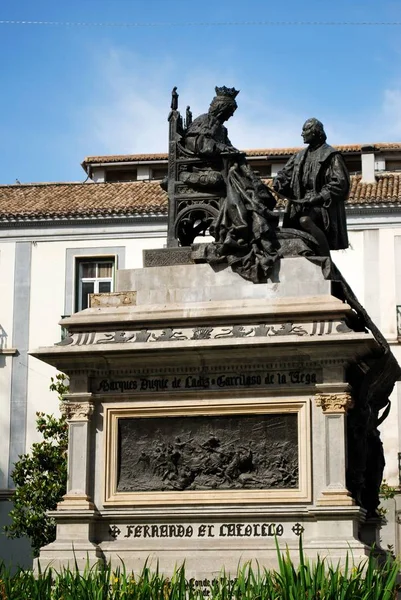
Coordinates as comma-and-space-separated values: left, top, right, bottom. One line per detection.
32, 258, 384, 575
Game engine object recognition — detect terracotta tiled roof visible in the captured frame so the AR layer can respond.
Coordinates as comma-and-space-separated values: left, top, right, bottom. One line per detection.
247, 143, 401, 157
82, 143, 401, 168
266, 173, 401, 209
348, 173, 401, 205
0, 181, 167, 221
1, 174, 401, 222
82, 153, 169, 166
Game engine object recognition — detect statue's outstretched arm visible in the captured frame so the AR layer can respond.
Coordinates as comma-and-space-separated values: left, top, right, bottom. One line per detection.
273, 154, 296, 198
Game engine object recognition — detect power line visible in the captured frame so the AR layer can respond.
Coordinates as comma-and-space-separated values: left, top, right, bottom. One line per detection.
0, 19, 401, 28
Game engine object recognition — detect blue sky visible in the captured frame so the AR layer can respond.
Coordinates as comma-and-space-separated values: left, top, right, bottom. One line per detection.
0, 0, 400, 184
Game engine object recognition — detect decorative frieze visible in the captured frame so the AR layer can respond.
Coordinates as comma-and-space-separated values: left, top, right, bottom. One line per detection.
315, 393, 354, 414
57, 319, 353, 347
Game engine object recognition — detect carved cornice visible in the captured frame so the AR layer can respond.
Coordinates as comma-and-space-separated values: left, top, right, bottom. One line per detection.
61, 402, 94, 422
315, 393, 354, 414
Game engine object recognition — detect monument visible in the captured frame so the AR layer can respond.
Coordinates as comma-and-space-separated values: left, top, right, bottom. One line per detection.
32, 87, 400, 577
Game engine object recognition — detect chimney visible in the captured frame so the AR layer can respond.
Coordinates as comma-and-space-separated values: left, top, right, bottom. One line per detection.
361, 145, 376, 183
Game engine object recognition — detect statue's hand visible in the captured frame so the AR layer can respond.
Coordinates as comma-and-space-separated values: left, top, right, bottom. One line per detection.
306, 194, 323, 206
273, 176, 285, 192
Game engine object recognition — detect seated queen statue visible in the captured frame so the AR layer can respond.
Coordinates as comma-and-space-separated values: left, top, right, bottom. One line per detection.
182, 86, 280, 283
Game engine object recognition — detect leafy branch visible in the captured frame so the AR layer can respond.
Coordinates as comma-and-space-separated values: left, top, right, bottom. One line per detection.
4, 374, 69, 557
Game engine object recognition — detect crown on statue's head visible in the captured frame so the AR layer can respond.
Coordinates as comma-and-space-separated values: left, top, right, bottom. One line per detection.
215, 86, 240, 99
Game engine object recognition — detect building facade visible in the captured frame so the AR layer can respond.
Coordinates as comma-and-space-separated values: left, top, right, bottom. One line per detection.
1, 143, 401, 565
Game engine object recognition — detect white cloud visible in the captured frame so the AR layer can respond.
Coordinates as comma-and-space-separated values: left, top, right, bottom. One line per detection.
324, 83, 401, 145
80, 46, 307, 155
80, 48, 175, 154
228, 92, 304, 149
79, 44, 401, 156
381, 87, 401, 136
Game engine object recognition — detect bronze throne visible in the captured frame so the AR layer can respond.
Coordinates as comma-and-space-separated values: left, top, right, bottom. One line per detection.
162, 88, 227, 248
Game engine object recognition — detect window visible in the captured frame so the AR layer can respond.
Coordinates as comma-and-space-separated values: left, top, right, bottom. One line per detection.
151, 167, 168, 180
344, 158, 361, 174
106, 169, 137, 182
252, 164, 272, 177
65, 247, 125, 316
75, 259, 115, 311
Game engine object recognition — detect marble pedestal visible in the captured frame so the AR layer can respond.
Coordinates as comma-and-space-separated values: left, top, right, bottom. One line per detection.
32, 258, 382, 576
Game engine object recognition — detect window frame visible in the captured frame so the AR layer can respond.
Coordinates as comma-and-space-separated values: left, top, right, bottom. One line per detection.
75, 258, 115, 312
64, 247, 125, 315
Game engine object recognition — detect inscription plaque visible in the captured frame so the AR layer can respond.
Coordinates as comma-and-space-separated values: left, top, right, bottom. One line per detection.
117, 413, 298, 492
94, 369, 320, 394
108, 521, 305, 540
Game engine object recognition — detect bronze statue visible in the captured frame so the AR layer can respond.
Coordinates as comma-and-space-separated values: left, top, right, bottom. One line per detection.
273, 118, 350, 251
185, 106, 192, 129
182, 87, 280, 283
164, 89, 349, 276
161, 89, 400, 515
170, 86, 179, 111
184, 86, 240, 157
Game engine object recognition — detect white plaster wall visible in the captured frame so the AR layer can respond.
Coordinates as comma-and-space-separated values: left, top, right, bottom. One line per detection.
331, 230, 365, 303
27, 241, 71, 449
382, 377, 400, 486
379, 228, 397, 340
124, 235, 165, 268
333, 228, 400, 487
377, 229, 400, 485
0, 242, 15, 489
392, 340, 401, 487
26, 235, 166, 448
137, 165, 150, 180
0, 242, 16, 346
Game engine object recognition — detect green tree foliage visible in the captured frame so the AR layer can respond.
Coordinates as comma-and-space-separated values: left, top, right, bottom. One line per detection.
4, 374, 69, 557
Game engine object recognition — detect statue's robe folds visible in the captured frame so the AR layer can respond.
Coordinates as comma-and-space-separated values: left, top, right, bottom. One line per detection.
209, 164, 280, 283
274, 143, 350, 250
184, 113, 234, 157
183, 113, 280, 283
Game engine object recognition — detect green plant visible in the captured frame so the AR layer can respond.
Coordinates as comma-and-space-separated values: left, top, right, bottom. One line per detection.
271, 536, 400, 600
380, 479, 398, 501
378, 479, 398, 518
0, 542, 399, 600
4, 373, 69, 557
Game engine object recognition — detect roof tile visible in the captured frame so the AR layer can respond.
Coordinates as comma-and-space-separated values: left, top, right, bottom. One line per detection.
0, 173, 400, 221
82, 143, 401, 167
0, 181, 167, 220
